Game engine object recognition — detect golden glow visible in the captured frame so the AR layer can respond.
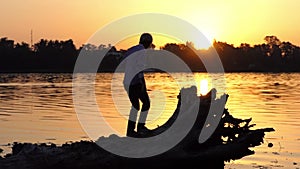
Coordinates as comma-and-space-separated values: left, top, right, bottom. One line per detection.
192, 33, 214, 49
1, 0, 300, 48
115, 33, 183, 50
199, 79, 209, 95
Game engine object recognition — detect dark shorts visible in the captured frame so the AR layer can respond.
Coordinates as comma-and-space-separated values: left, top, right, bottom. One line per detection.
124, 82, 150, 112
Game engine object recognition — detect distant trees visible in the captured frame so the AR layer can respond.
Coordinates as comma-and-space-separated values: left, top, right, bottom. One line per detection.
253, 35, 300, 71
0, 38, 79, 72
78, 43, 123, 72
0, 38, 120, 72
0, 36, 300, 73
160, 42, 205, 71
32, 39, 78, 71
160, 36, 300, 72
0, 38, 34, 71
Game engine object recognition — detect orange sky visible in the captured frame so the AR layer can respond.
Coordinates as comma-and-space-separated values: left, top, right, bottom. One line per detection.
1, 0, 300, 50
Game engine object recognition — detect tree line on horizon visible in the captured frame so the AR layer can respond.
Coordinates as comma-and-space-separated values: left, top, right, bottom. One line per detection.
0, 35, 300, 73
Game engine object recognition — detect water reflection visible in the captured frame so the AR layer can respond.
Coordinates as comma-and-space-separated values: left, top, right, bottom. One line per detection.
0, 73, 299, 168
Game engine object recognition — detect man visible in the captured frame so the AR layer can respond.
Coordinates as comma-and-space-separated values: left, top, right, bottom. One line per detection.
123, 33, 153, 137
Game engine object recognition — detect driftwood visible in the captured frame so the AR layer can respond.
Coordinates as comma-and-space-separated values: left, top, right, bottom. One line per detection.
0, 86, 274, 169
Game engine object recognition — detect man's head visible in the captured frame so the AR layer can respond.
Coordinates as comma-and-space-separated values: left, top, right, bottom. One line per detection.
139, 33, 153, 49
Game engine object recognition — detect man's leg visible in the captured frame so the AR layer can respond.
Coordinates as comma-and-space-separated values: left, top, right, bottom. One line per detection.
137, 83, 151, 134
127, 107, 138, 137
126, 84, 140, 137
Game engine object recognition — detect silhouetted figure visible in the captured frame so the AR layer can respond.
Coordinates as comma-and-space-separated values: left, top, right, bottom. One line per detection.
123, 33, 153, 137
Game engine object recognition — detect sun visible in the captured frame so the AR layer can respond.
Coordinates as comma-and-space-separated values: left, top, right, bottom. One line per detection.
192, 31, 214, 49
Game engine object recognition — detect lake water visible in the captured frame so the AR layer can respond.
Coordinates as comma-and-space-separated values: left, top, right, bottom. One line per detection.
0, 73, 299, 168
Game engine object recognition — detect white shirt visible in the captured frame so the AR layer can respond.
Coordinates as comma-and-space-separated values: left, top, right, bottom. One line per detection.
123, 44, 147, 86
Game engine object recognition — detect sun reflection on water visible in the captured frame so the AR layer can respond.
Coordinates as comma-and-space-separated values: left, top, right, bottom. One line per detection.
199, 79, 209, 96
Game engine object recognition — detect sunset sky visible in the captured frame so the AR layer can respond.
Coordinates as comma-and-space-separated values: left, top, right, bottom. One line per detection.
1, 0, 299, 49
